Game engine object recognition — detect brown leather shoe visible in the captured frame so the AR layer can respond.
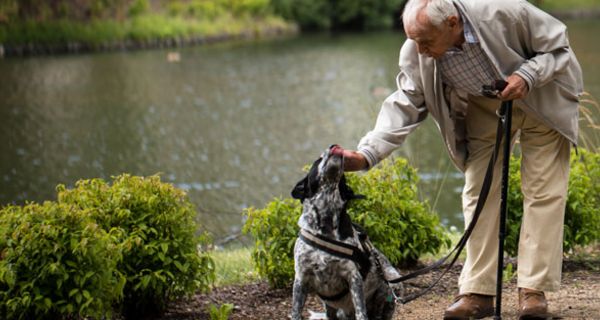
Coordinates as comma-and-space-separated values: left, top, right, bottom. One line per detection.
443, 293, 494, 320
518, 288, 549, 319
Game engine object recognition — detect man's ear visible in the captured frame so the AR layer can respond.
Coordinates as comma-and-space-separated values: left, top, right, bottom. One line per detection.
447, 15, 460, 29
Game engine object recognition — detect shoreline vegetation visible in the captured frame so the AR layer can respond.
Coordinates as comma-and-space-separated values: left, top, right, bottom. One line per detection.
0, 0, 298, 57
1, 1, 600, 58
0, 15, 298, 57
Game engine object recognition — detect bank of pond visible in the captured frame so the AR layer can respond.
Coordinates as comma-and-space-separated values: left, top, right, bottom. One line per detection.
2, 0, 600, 57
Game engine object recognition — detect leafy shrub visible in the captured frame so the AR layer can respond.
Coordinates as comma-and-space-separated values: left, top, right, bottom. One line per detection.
270, 0, 404, 30
243, 198, 300, 288
243, 157, 451, 287
57, 174, 215, 319
505, 149, 600, 257
345, 158, 451, 266
0, 202, 124, 320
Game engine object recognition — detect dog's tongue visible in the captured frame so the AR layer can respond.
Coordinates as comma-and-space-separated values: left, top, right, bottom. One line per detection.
330, 145, 344, 156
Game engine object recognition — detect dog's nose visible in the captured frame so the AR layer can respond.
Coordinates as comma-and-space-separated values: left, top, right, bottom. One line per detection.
330, 145, 343, 156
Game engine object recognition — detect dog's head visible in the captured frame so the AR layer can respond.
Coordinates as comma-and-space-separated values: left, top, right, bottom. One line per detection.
291, 145, 361, 203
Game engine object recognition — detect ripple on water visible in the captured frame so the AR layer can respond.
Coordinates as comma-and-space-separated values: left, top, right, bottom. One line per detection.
175, 180, 241, 192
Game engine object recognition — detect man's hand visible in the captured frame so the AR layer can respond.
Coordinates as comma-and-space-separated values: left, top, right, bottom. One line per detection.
342, 149, 368, 172
498, 74, 529, 101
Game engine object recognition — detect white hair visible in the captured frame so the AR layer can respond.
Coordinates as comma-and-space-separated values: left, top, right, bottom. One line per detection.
402, 0, 458, 30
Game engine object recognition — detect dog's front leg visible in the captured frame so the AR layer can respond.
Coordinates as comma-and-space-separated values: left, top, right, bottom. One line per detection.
349, 271, 368, 320
291, 277, 307, 320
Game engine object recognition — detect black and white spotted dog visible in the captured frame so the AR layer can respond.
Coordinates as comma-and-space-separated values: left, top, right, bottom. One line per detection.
291, 145, 400, 320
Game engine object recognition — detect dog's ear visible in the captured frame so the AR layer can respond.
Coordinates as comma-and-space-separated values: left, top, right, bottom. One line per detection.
291, 176, 308, 201
339, 175, 366, 201
291, 158, 322, 201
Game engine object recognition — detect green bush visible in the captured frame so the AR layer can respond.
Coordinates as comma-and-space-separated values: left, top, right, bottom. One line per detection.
270, 0, 404, 30
57, 174, 215, 319
345, 158, 451, 266
0, 202, 124, 320
505, 149, 600, 257
243, 157, 451, 288
243, 198, 300, 288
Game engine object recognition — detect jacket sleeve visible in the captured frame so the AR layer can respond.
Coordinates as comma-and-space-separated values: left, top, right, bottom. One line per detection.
357, 41, 428, 169
513, 0, 572, 89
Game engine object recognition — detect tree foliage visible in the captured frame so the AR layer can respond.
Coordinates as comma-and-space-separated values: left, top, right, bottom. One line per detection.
270, 0, 404, 30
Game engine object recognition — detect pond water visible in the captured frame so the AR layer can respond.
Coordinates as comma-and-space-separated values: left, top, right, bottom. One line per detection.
1, 20, 599, 241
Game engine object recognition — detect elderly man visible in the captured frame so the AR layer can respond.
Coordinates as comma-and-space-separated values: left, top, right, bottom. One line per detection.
341, 0, 583, 318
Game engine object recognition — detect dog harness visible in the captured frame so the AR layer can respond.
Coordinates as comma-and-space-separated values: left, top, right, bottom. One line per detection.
298, 229, 371, 301
298, 228, 373, 301
299, 229, 372, 278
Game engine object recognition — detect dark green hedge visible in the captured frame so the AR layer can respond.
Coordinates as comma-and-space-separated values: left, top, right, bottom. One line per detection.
270, 0, 404, 30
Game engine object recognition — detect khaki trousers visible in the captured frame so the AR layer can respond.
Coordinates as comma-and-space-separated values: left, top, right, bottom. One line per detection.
458, 95, 570, 295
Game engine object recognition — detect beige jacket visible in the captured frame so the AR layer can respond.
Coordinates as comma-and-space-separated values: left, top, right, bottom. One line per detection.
357, 0, 583, 172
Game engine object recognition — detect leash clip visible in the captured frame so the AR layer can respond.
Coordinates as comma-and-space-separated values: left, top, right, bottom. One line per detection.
391, 288, 405, 305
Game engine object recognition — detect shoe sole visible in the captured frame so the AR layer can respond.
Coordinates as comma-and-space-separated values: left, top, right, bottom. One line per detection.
443, 309, 494, 320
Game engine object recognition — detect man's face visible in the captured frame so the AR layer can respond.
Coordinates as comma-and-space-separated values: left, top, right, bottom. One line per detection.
405, 13, 462, 59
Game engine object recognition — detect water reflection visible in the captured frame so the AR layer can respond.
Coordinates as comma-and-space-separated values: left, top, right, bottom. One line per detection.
1, 21, 599, 240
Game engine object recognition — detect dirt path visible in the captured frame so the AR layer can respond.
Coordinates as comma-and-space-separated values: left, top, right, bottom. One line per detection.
163, 261, 600, 319
395, 263, 600, 319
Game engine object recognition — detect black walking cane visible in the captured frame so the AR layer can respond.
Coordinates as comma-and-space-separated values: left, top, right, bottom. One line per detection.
483, 80, 512, 320
495, 98, 512, 319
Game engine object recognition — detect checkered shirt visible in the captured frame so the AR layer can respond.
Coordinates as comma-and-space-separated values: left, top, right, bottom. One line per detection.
437, 11, 500, 96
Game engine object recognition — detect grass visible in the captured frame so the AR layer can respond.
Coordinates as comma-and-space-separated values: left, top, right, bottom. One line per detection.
579, 92, 600, 153
0, 14, 292, 46
210, 232, 465, 288
0, 14, 295, 46
211, 246, 259, 287
212, 232, 600, 287
0, 0, 298, 48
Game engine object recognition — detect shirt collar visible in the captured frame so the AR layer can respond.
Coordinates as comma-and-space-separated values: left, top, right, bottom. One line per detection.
458, 7, 478, 43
